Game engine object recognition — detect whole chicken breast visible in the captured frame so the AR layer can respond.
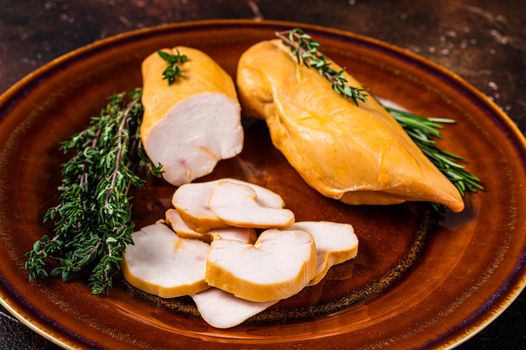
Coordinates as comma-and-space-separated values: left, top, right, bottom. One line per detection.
236, 40, 464, 212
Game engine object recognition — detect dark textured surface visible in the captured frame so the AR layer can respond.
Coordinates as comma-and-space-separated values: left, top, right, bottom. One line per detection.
0, 0, 524, 349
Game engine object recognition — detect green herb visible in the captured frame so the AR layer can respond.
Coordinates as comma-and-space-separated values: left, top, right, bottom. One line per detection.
275, 29, 368, 106
276, 28, 483, 202
157, 49, 188, 85
25, 89, 162, 294
386, 107, 483, 196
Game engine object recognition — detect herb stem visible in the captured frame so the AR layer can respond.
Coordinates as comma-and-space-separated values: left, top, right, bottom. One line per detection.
157, 49, 188, 85
105, 100, 135, 207
386, 106, 484, 195
276, 29, 368, 106
276, 31, 339, 84
25, 89, 162, 294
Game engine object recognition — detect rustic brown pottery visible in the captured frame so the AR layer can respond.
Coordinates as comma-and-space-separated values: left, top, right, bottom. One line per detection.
0, 20, 525, 349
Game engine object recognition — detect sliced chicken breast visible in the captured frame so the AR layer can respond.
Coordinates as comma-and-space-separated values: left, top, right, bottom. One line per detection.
172, 179, 287, 232
165, 208, 209, 241
206, 228, 316, 302
192, 288, 277, 328
209, 181, 294, 228
165, 208, 257, 243
207, 227, 257, 244
141, 47, 243, 186
122, 223, 209, 298
292, 221, 358, 285
172, 181, 228, 232
223, 178, 285, 208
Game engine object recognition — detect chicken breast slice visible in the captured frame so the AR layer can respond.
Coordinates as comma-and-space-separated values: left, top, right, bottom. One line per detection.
165, 208, 209, 241
207, 227, 257, 244
165, 208, 257, 244
209, 181, 294, 228
192, 288, 277, 328
122, 223, 209, 298
206, 228, 316, 302
172, 181, 228, 232
172, 178, 287, 232
292, 221, 358, 285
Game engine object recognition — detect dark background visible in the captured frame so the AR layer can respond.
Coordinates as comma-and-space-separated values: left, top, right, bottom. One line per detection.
0, 0, 524, 348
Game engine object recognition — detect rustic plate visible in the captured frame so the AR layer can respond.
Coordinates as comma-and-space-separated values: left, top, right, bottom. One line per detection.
0, 20, 525, 349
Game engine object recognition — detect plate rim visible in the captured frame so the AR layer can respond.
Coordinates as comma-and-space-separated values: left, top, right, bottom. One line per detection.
0, 18, 525, 350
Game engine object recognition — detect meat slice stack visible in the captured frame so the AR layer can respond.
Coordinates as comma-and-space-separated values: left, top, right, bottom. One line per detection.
122, 178, 359, 328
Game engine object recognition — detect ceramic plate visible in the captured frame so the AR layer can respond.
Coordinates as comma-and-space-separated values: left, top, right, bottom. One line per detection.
0, 20, 525, 349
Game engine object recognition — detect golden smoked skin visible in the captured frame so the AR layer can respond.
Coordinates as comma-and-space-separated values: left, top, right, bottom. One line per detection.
237, 40, 464, 212
205, 229, 317, 302
141, 46, 238, 142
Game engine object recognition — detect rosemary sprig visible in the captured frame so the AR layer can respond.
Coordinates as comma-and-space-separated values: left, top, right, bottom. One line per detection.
276, 29, 368, 106
25, 89, 162, 294
386, 107, 483, 195
157, 49, 187, 85
276, 28, 483, 201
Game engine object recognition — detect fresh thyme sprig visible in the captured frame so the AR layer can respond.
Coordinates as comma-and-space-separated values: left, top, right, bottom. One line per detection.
276, 29, 368, 106
276, 28, 483, 202
386, 107, 483, 196
157, 49, 187, 85
25, 89, 162, 294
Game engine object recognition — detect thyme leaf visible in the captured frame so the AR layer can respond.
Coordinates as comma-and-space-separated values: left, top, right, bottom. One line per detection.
25, 89, 162, 294
157, 49, 188, 85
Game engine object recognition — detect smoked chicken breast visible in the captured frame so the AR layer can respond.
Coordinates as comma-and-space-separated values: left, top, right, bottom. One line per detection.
141, 47, 243, 186
236, 40, 464, 212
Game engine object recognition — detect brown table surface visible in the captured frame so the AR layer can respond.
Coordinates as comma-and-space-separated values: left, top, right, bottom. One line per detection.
0, 0, 525, 349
